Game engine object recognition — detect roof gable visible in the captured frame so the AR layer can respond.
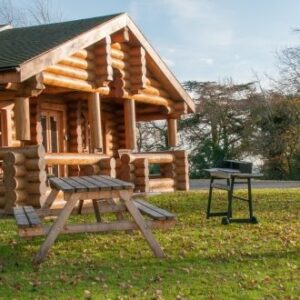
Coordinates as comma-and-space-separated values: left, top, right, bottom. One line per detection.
0, 14, 195, 112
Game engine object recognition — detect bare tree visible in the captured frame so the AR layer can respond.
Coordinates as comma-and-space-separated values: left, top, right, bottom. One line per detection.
0, 0, 62, 26
28, 0, 62, 25
0, 0, 27, 26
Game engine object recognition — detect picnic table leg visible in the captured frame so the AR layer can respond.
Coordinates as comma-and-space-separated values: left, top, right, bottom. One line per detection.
119, 190, 165, 258
33, 193, 78, 264
92, 199, 101, 222
41, 189, 59, 209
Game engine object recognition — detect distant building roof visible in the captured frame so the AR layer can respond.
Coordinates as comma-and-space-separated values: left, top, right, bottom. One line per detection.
0, 13, 121, 71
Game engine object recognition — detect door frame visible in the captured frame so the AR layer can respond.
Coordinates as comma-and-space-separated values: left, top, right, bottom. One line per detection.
40, 102, 67, 153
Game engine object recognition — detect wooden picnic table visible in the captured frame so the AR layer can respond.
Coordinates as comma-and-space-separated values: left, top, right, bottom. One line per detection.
28, 175, 167, 264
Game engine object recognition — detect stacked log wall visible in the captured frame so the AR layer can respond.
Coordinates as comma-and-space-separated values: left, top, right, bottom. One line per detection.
0, 145, 47, 212
117, 151, 189, 192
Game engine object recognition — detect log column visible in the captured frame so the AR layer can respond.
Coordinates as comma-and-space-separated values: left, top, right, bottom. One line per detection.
14, 97, 31, 141
88, 92, 103, 152
124, 99, 137, 150
167, 119, 178, 147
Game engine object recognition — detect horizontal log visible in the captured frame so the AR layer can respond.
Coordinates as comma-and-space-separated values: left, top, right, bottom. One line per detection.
46, 64, 95, 81
131, 94, 171, 107
0, 145, 45, 159
25, 158, 46, 171
149, 187, 175, 193
60, 56, 94, 70
27, 182, 48, 194
43, 71, 93, 92
20, 194, 44, 207
3, 165, 27, 177
112, 57, 128, 70
121, 152, 174, 164
27, 170, 47, 182
111, 42, 130, 52
3, 152, 25, 166
142, 86, 170, 98
73, 49, 95, 60
146, 77, 162, 89
149, 178, 175, 189
111, 48, 129, 61
45, 153, 109, 165
5, 177, 26, 190
134, 168, 149, 177
5, 190, 27, 204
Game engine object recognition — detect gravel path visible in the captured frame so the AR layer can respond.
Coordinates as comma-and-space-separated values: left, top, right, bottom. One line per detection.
190, 179, 300, 190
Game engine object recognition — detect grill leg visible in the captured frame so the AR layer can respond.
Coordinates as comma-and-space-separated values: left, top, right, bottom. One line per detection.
206, 177, 214, 219
228, 177, 235, 219
247, 178, 253, 218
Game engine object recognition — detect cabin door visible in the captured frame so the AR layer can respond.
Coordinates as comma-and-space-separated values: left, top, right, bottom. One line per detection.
41, 109, 66, 176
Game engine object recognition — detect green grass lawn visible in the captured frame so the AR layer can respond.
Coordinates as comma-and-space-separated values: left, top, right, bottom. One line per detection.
0, 189, 299, 299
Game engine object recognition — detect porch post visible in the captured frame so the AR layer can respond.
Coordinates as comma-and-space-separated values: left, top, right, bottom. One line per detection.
88, 92, 103, 152
124, 99, 137, 150
14, 97, 31, 141
167, 118, 177, 147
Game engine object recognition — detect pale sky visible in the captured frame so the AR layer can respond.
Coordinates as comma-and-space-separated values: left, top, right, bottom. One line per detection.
12, 0, 300, 86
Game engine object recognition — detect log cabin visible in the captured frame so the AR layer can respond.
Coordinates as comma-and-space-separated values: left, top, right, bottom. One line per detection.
0, 13, 195, 213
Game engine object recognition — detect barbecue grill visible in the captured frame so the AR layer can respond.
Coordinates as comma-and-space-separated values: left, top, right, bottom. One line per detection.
205, 160, 262, 225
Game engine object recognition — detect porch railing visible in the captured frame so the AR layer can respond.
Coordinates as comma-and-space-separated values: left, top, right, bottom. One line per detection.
118, 150, 189, 193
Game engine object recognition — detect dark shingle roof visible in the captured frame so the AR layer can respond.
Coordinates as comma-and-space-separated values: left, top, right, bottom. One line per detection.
0, 13, 122, 71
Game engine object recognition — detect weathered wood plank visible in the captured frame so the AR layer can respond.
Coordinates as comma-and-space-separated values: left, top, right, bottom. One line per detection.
100, 175, 133, 190
18, 219, 177, 237
133, 200, 166, 220
134, 199, 175, 219
61, 177, 89, 192
71, 177, 100, 191
23, 206, 41, 226
90, 175, 122, 190
49, 177, 75, 192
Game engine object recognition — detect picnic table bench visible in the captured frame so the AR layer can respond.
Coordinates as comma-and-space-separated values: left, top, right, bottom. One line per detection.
13, 175, 176, 264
